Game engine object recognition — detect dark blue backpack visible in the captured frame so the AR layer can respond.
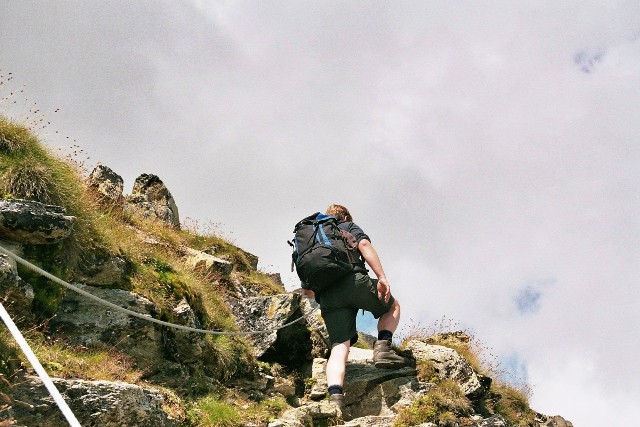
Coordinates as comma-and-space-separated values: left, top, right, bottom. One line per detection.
288, 212, 359, 292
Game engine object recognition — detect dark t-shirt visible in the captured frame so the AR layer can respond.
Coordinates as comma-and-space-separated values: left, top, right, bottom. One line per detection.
337, 221, 369, 273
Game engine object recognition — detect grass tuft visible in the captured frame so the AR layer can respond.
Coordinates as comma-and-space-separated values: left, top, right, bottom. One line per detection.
394, 380, 472, 427
0, 116, 38, 153
0, 159, 54, 203
187, 396, 241, 427
483, 381, 537, 426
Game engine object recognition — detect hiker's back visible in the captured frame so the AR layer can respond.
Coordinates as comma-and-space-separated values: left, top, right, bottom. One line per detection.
289, 212, 360, 292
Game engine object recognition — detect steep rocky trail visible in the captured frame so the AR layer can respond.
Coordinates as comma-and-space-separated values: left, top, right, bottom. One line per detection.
268, 343, 573, 427
0, 160, 573, 426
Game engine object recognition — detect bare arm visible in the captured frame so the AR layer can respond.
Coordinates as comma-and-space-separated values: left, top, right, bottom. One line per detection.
358, 239, 391, 303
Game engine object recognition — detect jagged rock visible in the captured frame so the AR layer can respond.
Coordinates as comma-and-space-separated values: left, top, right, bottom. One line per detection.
124, 174, 180, 228
404, 340, 491, 398
349, 375, 432, 419
52, 284, 164, 365
235, 248, 259, 272
164, 298, 205, 364
227, 276, 261, 298
309, 354, 420, 414
274, 377, 297, 398
277, 401, 341, 425
309, 347, 388, 400
284, 355, 423, 425
536, 413, 574, 427
227, 293, 311, 365
75, 250, 127, 286
202, 245, 259, 272
386, 377, 433, 414
88, 164, 124, 203
301, 298, 330, 359
340, 415, 396, 426
234, 373, 275, 393
2, 374, 178, 427
0, 251, 34, 323
478, 415, 508, 426
0, 199, 75, 244
309, 358, 328, 400
309, 350, 383, 399
183, 247, 233, 276
343, 364, 418, 409
227, 293, 299, 357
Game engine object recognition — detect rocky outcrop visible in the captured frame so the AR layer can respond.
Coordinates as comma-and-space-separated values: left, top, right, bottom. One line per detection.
201, 244, 259, 272
52, 284, 165, 365
124, 173, 180, 228
477, 416, 508, 426
347, 375, 431, 419
51, 285, 207, 372
536, 413, 574, 427
338, 357, 420, 418
0, 199, 75, 244
276, 351, 422, 426
75, 249, 127, 287
301, 297, 330, 359
164, 298, 206, 364
227, 293, 312, 366
1, 374, 178, 427
270, 339, 571, 427
272, 401, 341, 426
88, 164, 124, 204
183, 247, 233, 277
404, 339, 491, 398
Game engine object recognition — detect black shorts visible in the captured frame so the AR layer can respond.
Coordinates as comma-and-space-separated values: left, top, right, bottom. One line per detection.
316, 272, 395, 347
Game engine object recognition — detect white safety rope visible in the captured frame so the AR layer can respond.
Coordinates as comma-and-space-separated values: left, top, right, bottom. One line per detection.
0, 302, 82, 427
0, 245, 317, 335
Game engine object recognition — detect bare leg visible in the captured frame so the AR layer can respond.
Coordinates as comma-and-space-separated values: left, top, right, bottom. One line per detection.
377, 299, 400, 334
326, 339, 351, 387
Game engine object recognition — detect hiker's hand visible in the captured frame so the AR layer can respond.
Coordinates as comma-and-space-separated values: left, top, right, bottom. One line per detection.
377, 277, 391, 303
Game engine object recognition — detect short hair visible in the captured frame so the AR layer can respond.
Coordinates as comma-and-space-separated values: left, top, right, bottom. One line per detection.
326, 204, 352, 222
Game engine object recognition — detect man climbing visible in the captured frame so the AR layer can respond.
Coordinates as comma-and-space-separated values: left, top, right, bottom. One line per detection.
301, 204, 406, 420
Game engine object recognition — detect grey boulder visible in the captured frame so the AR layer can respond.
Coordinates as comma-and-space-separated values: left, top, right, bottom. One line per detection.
0, 199, 75, 244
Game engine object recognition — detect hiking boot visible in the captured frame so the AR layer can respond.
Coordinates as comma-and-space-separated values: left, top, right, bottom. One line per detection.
373, 339, 407, 369
330, 393, 353, 421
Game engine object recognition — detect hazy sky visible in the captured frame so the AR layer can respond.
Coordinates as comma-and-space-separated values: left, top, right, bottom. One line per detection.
2, 1, 640, 425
